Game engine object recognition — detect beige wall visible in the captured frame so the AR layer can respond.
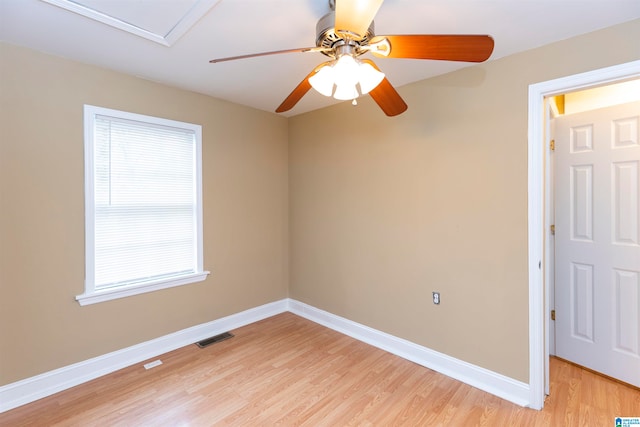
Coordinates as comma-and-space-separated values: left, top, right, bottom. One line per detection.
288, 19, 640, 383
0, 43, 289, 385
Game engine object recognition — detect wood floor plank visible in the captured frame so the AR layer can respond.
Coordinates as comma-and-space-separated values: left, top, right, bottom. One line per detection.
1, 312, 639, 426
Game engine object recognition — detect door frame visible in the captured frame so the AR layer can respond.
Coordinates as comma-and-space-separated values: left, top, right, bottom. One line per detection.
527, 59, 640, 410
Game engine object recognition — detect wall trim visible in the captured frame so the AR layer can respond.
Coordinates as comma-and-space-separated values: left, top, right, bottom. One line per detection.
1, 298, 532, 413
0, 300, 288, 413
288, 299, 531, 407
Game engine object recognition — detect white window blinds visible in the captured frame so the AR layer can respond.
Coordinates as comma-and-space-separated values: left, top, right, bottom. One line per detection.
79, 105, 208, 305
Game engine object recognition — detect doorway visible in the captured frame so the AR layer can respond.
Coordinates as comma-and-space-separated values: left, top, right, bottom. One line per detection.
527, 60, 640, 410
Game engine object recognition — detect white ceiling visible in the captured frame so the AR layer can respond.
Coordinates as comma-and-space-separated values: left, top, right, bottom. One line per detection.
1, 0, 639, 117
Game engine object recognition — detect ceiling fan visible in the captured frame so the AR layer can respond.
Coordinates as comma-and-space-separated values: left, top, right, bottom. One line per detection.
209, 0, 494, 116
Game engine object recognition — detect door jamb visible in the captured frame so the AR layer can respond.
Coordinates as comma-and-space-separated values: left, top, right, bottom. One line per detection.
527, 59, 640, 410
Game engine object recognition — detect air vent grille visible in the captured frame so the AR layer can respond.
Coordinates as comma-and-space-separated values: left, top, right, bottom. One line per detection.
196, 332, 234, 348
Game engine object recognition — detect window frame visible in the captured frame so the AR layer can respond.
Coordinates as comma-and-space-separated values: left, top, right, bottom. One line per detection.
77, 105, 209, 306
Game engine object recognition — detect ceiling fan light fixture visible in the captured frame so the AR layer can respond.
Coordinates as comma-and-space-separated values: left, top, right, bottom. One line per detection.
309, 54, 385, 101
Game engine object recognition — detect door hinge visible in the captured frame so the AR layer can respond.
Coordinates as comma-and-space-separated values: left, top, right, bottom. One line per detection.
550, 139, 555, 151
550, 224, 555, 235
551, 309, 556, 321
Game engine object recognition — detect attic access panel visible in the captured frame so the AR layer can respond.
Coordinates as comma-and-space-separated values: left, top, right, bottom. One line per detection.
40, 0, 221, 46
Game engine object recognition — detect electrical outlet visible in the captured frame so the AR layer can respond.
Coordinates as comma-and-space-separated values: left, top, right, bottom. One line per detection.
432, 292, 440, 305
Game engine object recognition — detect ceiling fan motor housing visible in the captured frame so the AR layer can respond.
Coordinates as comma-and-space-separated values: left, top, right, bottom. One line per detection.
315, 11, 375, 58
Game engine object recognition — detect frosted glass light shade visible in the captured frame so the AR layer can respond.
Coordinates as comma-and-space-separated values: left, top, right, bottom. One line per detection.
309, 65, 335, 97
358, 62, 385, 95
333, 55, 360, 88
334, 83, 359, 101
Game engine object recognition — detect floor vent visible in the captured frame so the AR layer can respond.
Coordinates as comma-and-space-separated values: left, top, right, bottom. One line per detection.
196, 332, 234, 348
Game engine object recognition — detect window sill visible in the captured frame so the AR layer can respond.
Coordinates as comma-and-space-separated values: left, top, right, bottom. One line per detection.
76, 271, 210, 306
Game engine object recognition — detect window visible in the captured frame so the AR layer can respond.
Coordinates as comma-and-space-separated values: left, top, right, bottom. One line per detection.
77, 105, 209, 305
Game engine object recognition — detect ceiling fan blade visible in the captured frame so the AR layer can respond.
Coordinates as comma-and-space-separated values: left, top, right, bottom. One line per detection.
370, 35, 494, 62
276, 62, 334, 113
335, 0, 384, 39
360, 59, 407, 116
210, 47, 325, 64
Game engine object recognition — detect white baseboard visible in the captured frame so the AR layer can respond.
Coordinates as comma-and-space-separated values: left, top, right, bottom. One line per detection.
0, 300, 288, 413
0, 298, 531, 413
287, 299, 531, 407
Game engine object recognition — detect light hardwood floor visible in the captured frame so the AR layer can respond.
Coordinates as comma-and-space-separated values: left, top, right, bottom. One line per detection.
2, 312, 639, 426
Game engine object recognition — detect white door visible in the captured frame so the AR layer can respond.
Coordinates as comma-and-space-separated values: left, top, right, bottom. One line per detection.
554, 100, 640, 387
